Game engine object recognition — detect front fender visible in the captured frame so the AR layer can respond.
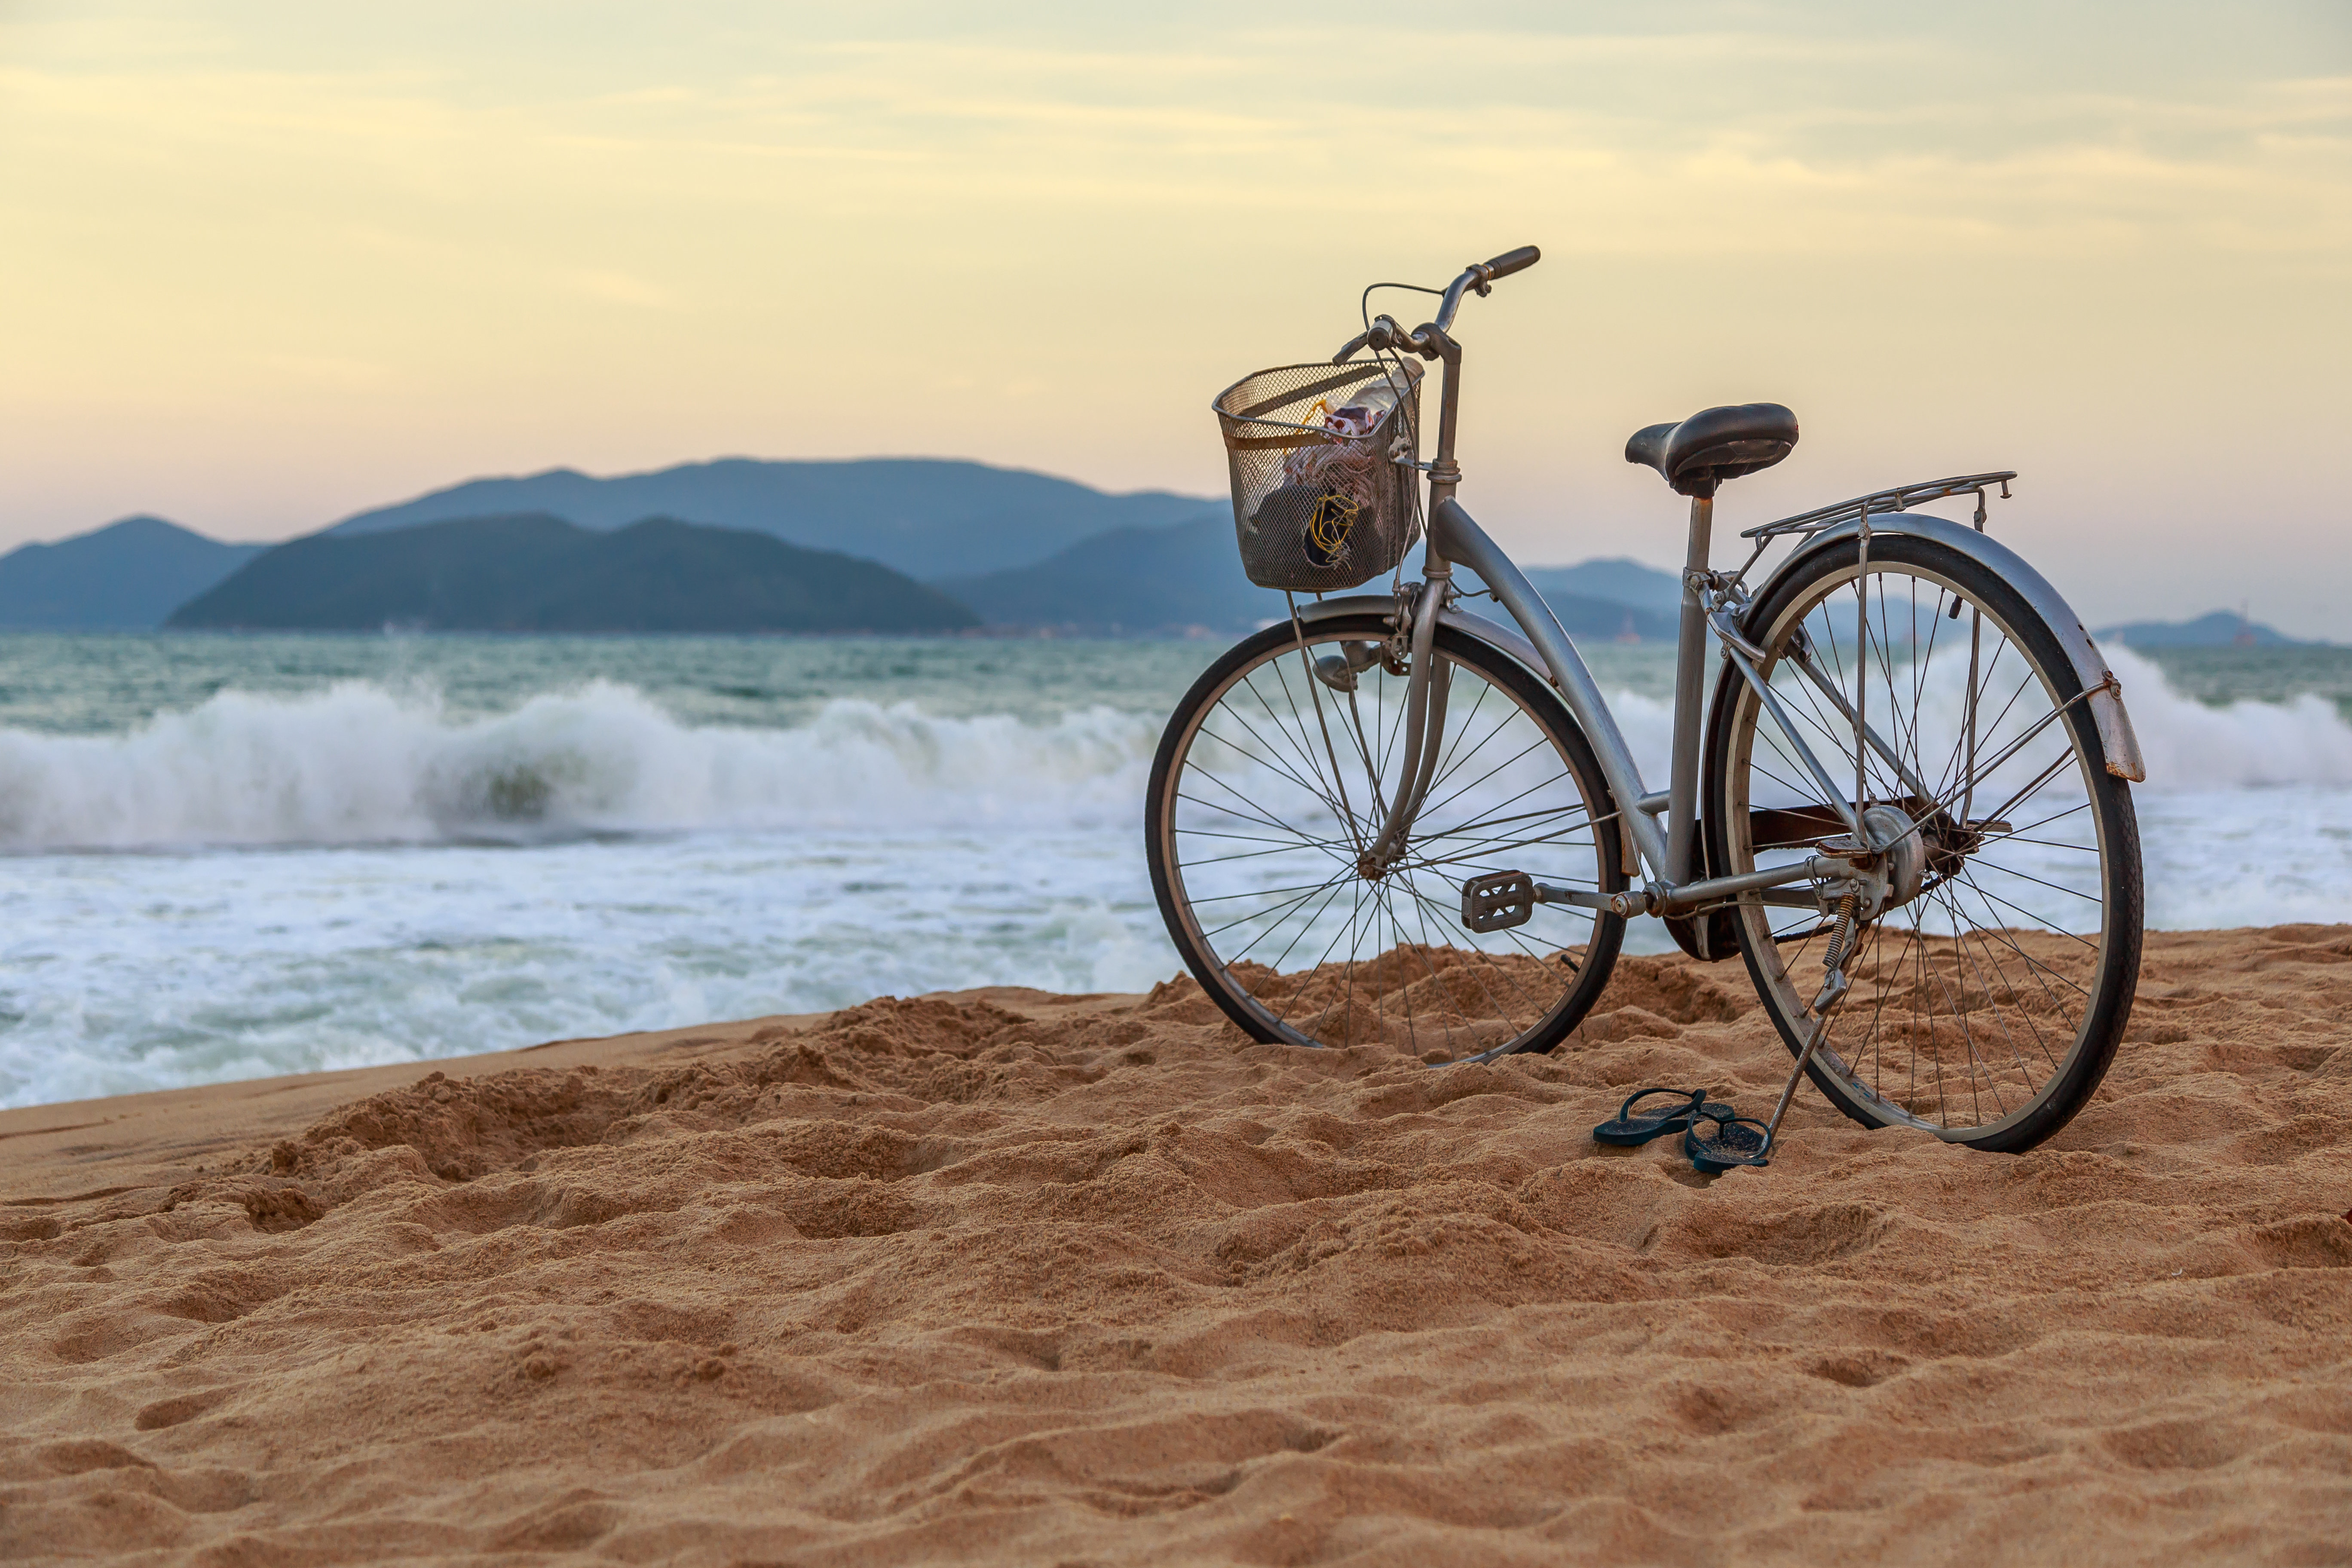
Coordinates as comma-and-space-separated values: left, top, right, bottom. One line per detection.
1766, 512, 2146, 781
1294, 593, 1644, 876
1293, 594, 1551, 689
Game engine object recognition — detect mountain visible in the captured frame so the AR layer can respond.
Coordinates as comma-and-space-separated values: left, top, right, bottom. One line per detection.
168, 514, 980, 634
947, 518, 1687, 640
326, 458, 1216, 580
2098, 612, 2309, 648
1519, 557, 1684, 617
0, 470, 1755, 640
0, 516, 264, 628
940, 512, 1264, 633
1521, 592, 1679, 643
1447, 557, 1680, 641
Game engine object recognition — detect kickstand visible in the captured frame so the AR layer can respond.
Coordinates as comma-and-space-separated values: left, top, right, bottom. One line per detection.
1763, 889, 1861, 1148
1684, 888, 1862, 1170
1684, 888, 1864, 1175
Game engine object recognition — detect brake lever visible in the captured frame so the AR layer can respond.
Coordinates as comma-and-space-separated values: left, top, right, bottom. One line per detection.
1374, 315, 1435, 358
1335, 314, 1432, 364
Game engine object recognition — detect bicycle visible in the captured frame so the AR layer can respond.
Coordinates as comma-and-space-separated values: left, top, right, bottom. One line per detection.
1144, 245, 2147, 1157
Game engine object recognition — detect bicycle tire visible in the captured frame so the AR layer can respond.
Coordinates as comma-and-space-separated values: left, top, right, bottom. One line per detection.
1146, 611, 1627, 1062
1703, 534, 2142, 1151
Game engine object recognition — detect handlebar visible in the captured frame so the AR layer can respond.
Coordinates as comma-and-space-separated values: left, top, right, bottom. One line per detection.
1334, 244, 1540, 362
1479, 245, 1540, 282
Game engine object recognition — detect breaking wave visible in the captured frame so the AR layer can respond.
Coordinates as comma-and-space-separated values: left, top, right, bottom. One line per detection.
0, 682, 1158, 851
1602, 646, 2352, 796
2106, 648, 2352, 790
0, 649, 2340, 854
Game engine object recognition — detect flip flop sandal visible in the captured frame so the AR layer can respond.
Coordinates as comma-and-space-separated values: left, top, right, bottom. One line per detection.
1684, 1110, 1774, 1174
1593, 1087, 1735, 1147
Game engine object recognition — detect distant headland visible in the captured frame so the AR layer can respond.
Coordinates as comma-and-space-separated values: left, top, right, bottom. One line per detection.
0, 456, 2318, 642
167, 514, 980, 634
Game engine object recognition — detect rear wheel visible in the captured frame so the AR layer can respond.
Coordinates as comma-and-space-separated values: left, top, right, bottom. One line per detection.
1147, 611, 1626, 1063
1703, 536, 2141, 1151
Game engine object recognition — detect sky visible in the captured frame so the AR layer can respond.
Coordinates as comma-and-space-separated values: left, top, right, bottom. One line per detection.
1, 2, 2347, 633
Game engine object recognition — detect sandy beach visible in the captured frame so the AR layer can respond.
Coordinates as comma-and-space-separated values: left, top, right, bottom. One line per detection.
3, 927, 2348, 1564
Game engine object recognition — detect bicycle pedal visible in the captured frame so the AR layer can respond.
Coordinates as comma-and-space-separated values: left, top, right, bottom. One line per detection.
1460, 871, 1536, 932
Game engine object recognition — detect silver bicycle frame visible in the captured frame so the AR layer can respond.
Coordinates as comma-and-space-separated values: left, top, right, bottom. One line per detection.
1316, 270, 2143, 919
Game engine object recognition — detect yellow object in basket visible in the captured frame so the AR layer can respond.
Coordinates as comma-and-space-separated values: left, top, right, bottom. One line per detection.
1305, 489, 1361, 568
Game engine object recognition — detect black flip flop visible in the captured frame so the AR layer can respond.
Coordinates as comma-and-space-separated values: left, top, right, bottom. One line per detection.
1593, 1087, 1734, 1147
1685, 1109, 1773, 1173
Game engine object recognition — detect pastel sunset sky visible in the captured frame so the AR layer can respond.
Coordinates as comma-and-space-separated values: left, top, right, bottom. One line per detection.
3, 2, 2346, 631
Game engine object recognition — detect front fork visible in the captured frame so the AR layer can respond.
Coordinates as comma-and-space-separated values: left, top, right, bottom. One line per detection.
1359, 575, 1451, 874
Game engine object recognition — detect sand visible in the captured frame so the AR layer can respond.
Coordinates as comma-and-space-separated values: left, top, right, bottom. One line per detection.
3, 927, 2349, 1565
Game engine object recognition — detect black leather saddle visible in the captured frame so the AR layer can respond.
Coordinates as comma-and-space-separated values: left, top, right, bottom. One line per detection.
1625, 403, 1798, 497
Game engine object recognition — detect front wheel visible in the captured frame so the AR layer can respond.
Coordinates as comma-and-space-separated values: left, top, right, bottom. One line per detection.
1146, 611, 1627, 1063
1703, 535, 2142, 1152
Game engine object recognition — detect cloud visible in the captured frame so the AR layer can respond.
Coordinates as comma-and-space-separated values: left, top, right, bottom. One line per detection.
0, 1, 2344, 631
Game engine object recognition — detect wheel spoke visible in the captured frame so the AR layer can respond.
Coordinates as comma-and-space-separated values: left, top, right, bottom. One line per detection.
1155, 621, 1618, 1063
1714, 553, 2134, 1141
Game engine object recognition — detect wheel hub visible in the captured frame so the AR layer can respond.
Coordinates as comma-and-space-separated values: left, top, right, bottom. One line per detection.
1862, 805, 1925, 909
1817, 805, 1926, 919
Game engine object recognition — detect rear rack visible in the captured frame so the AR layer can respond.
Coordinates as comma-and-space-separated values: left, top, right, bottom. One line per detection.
1741, 471, 2018, 542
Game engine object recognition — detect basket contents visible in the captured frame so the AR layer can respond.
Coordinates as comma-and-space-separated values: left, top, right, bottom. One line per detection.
1213, 360, 1423, 593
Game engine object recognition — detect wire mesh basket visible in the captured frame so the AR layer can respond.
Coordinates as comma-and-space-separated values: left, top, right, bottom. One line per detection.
1213, 359, 1424, 593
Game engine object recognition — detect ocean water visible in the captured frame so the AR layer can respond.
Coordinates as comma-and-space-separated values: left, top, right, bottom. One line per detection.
0, 631, 2346, 1110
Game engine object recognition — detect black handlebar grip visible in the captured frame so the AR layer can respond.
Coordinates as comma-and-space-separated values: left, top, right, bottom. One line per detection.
1481, 245, 1540, 280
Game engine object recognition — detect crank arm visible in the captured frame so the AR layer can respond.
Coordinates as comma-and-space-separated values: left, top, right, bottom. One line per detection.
1532, 881, 1613, 911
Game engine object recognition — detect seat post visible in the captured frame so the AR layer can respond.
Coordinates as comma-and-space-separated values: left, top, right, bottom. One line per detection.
1664, 490, 1715, 887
